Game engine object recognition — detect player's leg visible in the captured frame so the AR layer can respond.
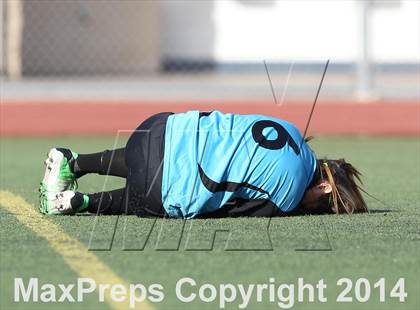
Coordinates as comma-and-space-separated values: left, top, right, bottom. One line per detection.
39, 147, 128, 214
40, 112, 173, 216
43, 188, 127, 215
40, 147, 127, 191
73, 148, 128, 178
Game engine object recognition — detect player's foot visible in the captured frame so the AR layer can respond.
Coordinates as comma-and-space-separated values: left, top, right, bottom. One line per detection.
39, 148, 78, 193
39, 191, 89, 215
39, 148, 79, 213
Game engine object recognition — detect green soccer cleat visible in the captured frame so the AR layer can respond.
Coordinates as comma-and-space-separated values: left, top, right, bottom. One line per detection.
39, 148, 78, 214
39, 190, 89, 215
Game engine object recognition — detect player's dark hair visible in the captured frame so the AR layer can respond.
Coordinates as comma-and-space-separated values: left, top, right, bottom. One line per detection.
319, 159, 368, 214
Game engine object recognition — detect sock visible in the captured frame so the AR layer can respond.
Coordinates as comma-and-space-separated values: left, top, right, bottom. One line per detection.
70, 192, 89, 212
86, 188, 126, 215
72, 152, 103, 178
73, 149, 127, 178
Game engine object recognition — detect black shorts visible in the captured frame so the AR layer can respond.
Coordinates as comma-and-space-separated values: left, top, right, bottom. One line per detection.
125, 112, 173, 217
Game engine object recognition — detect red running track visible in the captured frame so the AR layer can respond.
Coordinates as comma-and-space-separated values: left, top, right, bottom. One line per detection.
1, 100, 419, 136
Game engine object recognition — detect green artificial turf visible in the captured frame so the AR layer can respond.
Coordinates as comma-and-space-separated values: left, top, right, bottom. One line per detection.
0, 135, 419, 310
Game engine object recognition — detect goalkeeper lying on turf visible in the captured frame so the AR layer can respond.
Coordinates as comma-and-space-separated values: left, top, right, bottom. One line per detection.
39, 111, 368, 218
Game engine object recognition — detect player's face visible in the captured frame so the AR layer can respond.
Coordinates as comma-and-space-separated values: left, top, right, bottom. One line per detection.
300, 181, 332, 212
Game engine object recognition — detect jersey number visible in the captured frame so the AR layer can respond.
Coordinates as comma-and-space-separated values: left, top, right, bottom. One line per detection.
198, 119, 300, 194
252, 120, 300, 155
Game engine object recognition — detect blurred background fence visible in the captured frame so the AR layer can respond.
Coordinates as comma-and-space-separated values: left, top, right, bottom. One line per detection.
0, 0, 419, 101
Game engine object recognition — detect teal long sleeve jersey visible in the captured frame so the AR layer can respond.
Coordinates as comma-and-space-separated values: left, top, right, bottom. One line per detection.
161, 111, 317, 218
